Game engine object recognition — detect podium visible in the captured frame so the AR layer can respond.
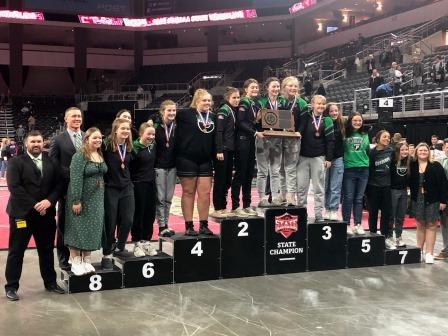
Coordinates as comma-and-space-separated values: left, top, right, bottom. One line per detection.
347, 233, 385, 268
220, 217, 265, 278
385, 246, 421, 265
308, 221, 347, 271
61, 263, 123, 294
115, 251, 173, 288
159, 234, 220, 283
265, 207, 308, 274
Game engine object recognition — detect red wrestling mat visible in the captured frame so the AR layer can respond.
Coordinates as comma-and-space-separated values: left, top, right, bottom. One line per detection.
0, 183, 417, 250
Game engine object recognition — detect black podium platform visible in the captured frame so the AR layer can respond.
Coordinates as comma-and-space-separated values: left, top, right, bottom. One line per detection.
220, 217, 265, 278
385, 246, 421, 265
61, 263, 123, 293
265, 207, 308, 274
159, 233, 220, 283
347, 232, 386, 268
308, 221, 347, 271
114, 251, 174, 288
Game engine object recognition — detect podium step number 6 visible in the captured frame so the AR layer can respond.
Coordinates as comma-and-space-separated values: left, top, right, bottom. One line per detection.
191, 242, 204, 256
142, 262, 155, 278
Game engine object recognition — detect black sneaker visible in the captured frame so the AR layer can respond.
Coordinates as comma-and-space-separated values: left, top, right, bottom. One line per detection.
199, 224, 214, 236
5, 289, 19, 301
45, 284, 66, 294
185, 227, 199, 236
101, 257, 114, 270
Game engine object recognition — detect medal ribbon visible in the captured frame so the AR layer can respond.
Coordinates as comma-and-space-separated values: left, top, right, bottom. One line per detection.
197, 110, 210, 128
117, 143, 126, 167
226, 104, 236, 123
164, 122, 174, 146
268, 97, 278, 110
288, 96, 297, 112
312, 113, 323, 133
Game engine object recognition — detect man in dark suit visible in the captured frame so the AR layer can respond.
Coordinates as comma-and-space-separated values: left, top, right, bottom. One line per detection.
49, 107, 83, 269
368, 69, 384, 99
5, 131, 65, 301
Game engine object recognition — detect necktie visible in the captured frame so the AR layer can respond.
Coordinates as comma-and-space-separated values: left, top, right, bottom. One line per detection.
74, 133, 82, 150
33, 157, 42, 176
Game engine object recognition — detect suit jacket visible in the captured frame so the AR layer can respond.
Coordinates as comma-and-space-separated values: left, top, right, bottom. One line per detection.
49, 130, 83, 191
6, 152, 62, 218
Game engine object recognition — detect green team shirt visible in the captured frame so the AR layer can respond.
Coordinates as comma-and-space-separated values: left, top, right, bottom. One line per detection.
343, 131, 370, 168
256, 95, 287, 109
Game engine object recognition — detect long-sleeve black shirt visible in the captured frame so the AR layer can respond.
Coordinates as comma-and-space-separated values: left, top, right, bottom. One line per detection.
298, 111, 335, 161
368, 146, 394, 187
175, 108, 215, 163
215, 104, 235, 152
130, 140, 156, 183
149, 113, 176, 169
236, 96, 259, 138
103, 141, 132, 189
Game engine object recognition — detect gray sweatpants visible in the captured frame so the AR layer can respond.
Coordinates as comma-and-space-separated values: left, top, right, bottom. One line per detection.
390, 188, 407, 238
297, 156, 325, 219
256, 137, 282, 198
155, 167, 177, 228
280, 138, 301, 194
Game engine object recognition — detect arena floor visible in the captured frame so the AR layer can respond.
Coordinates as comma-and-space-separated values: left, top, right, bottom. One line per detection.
0, 231, 447, 336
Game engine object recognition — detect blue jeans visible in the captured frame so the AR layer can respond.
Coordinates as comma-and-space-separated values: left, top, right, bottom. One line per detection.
342, 167, 369, 225
324, 157, 344, 211
0, 160, 7, 178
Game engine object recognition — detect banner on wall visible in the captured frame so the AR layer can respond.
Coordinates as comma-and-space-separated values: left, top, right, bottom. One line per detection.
23, 0, 130, 16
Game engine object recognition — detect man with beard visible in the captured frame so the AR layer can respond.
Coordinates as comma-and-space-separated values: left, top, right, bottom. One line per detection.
4, 131, 65, 300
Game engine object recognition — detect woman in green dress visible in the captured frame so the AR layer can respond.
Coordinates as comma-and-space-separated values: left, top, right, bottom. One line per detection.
65, 127, 107, 276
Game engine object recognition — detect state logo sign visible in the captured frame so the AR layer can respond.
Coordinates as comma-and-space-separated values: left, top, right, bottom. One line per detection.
274, 213, 298, 239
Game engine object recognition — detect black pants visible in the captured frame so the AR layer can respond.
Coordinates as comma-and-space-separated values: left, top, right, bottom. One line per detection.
132, 181, 156, 242
231, 138, 256, 210
103, 184, 135, 255
56, 195, 70, 266
366, 185, 392, 237
5, 210, 57, 291
213, 151, 234, 210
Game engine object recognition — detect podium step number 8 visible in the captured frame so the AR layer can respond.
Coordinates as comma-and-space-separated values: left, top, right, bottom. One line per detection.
89, 275, 102, 291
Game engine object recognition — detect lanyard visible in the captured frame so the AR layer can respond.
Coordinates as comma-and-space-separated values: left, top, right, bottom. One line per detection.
288, 96, 297, 112
268, 97, 278, 110
225, 104, 235, 123
312, 113, 323, 134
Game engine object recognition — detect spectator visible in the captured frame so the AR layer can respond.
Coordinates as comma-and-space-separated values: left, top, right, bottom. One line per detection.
1, 138, 11, 179
368, 69, 384, 99
391, 133, 402, 146
435, 138, 448, 260
15, 125, 25, 144
431, 55, 446, 86
316, 83, 326, 96
365, 55, 375, 74
379, 48, 391, 68
393, 64, 403, 96
304, 76, 313, 101
28, 115, 36, 131
354, 55, 362, 73
388, 62, 397, 82
412, 57, 424, 92
375, 82, 393, 98
430, 135, 439, 150
150, 85, 156, 103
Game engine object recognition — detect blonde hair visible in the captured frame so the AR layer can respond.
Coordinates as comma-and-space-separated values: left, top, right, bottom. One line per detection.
190, 89, 213, 109
414, 142, 433, 163
138, 122, 154, 136
107, 118, 133, 152
159, 100, 176, 118
81, 127, 103, 161
1, 138, 9, 145
281, 76, 300, 97
311, 94, 326, 105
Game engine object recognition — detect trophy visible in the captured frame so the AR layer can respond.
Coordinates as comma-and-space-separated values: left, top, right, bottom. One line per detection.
260, 109, 300, 138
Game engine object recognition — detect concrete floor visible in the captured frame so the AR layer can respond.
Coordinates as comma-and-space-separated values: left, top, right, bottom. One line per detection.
0, 230, 447, 336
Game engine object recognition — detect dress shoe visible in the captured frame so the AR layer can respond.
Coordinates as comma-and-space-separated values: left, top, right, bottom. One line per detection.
45, 284, 65, 294
59, 261, 71, 271
5, 289, 19, 301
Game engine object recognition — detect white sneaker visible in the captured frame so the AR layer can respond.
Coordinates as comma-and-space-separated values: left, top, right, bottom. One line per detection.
385, 237, 397, 250
211, 209, 229, 218
258, 197, 271, 207
347, 225, 354, 235
329, 211, 339, 221
353, 224, 365, 235
133, 242, 146, 257
231, 208, 247, 217
285, 194, 296, 206
323, 211, 331, 220
83, 257, 96, 274
425, 253, 434, 264
70, 256, 86, 276
243, 207, 258, 216
142, 241, 158, 256
271, 196, 284, 206
396, 236, 406, 247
